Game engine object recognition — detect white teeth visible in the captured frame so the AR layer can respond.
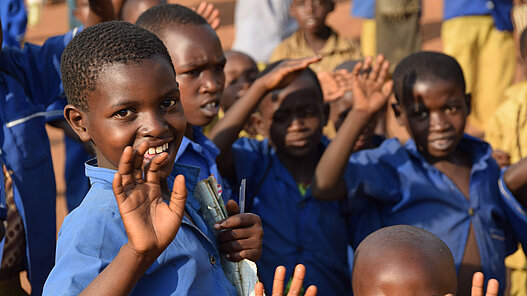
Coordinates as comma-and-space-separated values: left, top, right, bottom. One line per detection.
145, 143, 169, 156
204, 102, 217, 108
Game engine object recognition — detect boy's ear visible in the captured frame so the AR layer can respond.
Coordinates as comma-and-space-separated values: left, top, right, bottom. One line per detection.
391, 102, 404, 126
64, 104, 92, 142
464, 93, 471, 116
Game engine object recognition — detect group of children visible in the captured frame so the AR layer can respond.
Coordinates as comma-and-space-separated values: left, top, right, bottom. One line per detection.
0, 0, 527, 295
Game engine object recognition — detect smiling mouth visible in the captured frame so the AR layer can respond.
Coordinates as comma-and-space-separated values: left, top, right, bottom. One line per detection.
144, 143, 169, 158
429, 137, 455, 151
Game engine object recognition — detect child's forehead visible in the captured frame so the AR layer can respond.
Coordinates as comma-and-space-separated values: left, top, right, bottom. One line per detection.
400, 78, 464, 106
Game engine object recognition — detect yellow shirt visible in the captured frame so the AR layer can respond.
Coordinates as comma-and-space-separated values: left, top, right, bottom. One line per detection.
269, 29, 362, 73
485, 81, 527, 164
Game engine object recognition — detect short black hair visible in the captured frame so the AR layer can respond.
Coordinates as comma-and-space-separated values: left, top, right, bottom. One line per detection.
392, 51, 465, 104
61, 21, 174, 111
520, 27, 527, 59
135, 4, 208, 39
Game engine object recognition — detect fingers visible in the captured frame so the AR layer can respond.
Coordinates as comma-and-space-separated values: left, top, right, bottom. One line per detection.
255, 282, 265, 296
471, 272, 485, 296
112, 172, 126, 204
144, 152, 169, 184
486, 278, 499, 296
272, 266, 287, 296
287, 264, 306, 296
169, 174, 187, 219
226, 199, 240, 216
195, 2, 221, 30
117, 146, 136, 188
215, 212, 261, 230
304, 285, 318, 296
132, 141, 150, 183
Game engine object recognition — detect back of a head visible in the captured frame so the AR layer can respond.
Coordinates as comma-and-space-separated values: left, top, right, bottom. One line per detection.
352, 225, 457, 296
120, 0, 167, 23
392, 52, 466, 104
135, 3, 208, 38
61, 21, 174, 111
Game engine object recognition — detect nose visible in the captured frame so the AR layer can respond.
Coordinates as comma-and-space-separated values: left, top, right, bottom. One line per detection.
429, 111, 450, 132
200, 69, 224, 94
138, 111, 169, 138
287, 116, 307, 133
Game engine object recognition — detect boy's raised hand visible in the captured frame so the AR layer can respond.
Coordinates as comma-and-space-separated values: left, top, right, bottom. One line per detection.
260, 56, 322, 91
351, 54, 392, 116
254, 264, 317, 296
194, 2, 221, 30
214, 199, 263, 262
112, 142, 187, 259
444, 272, 499, 296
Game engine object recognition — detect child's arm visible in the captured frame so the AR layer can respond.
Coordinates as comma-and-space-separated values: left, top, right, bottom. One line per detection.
214, 199, 263, 262
80, 142, 187, 296
502, 156, 527, 208
311, 55, 392, 201
255, 264, 318, 296
210, 56, 321, 180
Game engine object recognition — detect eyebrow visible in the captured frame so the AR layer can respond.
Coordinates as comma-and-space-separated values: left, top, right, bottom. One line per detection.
109, 87, 180, 109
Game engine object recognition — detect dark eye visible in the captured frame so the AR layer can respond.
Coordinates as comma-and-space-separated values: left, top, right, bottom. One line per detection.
445, 104, 459, 113
411, 110, 428, 120
184, 69, 201, 78
273, 110, 289, 123
160, 98, 177, 110
113, 109, 133, 118
299, 106, 318, 118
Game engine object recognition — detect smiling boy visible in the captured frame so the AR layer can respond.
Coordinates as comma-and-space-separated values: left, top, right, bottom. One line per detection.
312, 52, 527, 296
43, 21, 261, 295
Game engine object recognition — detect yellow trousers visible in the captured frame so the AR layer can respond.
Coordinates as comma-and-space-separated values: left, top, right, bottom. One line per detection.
361, 19, 377, 58
441, 15, 515, 131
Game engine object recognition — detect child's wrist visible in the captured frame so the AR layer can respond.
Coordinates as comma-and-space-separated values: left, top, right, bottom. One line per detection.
122, 242, 160, 265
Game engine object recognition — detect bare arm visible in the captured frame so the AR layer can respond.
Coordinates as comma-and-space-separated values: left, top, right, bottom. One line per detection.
311, 55, 392, 201
210, 57, 321, 180
503, 156, 527, 209
80, 142, 187, 295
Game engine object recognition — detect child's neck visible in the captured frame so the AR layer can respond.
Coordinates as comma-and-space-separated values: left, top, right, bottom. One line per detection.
303, 26, 331, 54
276, 147, 321, 184
427, 148, 473, 199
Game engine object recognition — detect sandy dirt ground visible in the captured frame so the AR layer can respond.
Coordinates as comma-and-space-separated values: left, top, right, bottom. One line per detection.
15, 0, 490, 292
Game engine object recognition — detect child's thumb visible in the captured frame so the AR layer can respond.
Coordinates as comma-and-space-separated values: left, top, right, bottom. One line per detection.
169, 175, 187, 215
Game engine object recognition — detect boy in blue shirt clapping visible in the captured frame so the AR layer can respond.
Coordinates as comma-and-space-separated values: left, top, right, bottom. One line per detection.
312, 52, 527, 296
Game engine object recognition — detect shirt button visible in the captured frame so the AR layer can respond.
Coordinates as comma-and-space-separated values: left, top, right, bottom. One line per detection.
468, 208, 474, 216
209, 255, 216, 266
486, 1, 494, 10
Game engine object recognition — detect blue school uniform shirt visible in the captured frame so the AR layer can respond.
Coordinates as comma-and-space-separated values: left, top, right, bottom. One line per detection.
43, 160, 237, 295
0, 28, 79, 295
0, 0, 27, 47
172, 126, 232, 200
444, 0, 513, 31
343, 135, 527, 295
229, 137, 351, 295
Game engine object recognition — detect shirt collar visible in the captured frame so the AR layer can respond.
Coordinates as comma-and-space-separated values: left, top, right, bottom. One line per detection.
404, 134, 492, 172
176, 126, 220, 161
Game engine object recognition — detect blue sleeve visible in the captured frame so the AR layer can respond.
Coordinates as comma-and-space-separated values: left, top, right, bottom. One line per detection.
0, 28, 81, 107
0, 0, 27, 48
0, 168, 6, 220
498, 172, 527, 248
344, 139, 403, 204
42, 205, 127, 295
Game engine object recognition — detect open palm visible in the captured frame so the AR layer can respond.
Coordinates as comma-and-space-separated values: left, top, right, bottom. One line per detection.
112, 143, 187, 257
351, 55, 393, 115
